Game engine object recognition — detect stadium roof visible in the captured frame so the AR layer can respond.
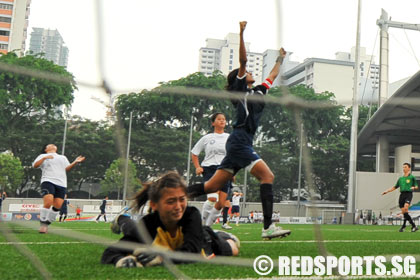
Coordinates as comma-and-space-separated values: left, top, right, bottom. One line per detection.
358, 70, 420, 154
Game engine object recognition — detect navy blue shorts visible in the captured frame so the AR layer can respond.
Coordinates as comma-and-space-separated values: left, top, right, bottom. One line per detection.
203, 165, 232, 194
40, 182, 66, 199
218, 129, 260, 175
231, 205, 240, 214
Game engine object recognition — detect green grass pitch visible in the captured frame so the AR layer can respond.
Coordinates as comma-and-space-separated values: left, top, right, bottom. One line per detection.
0, 221, 419, 279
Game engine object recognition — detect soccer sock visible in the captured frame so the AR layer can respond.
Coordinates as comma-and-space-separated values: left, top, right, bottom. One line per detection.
404, 213, 415, 227
47, 207, 60, 224
96, 215, 100, 221
40, 207, 50, 224
63, 215, 67, 222
236, 215, 239, 225
201, 200, 213, 222
260, 183, 273, 230
222, 207, 229, 224
205, 207, 221, 226
187, 183, 205, 198
104, 215, 107, 222
59, 215, 62, 222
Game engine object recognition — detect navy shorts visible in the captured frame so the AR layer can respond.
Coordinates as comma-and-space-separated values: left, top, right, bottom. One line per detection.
100, 208, 106, 214
218, 129, 260, 175
40, 182, 66, 199
399, 192, 413, 208
203, 165, 232, 194
231, 205, 240, 214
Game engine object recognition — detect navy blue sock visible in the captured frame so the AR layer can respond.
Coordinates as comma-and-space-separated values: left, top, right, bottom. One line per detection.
187, 183, 205, 198
260, 183, 273, 230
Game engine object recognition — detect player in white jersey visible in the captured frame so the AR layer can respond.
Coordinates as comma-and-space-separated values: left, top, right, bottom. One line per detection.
33, 144, 85, 233
192, 113, 233, 229
230, 191, 243, 226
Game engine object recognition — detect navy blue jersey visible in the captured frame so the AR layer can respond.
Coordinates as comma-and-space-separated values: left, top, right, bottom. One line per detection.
230, 75, 273, 135
61, 200, 69, 212
100, 199, 107, 210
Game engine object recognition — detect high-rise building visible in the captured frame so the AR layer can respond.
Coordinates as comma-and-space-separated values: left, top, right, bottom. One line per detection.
0, 0, 31, 56
198, 33, 263, 84
29, 28, 69, 67
281, 47, 380, 105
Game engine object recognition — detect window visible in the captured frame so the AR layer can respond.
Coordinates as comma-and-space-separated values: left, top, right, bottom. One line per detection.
0, 17, 11, 23
0, 30, 10, 36
229, 66, 232, 70
0, 3, 13, 10
230, 55, 233, 59
230, 49, 233, 53
229, 60, 232, 65
0, 43, 7, 50
203, 50, 207, 53
208, 50, 213, 53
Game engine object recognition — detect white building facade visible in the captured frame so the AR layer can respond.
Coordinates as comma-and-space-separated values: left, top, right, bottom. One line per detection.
0, 0, 31, 56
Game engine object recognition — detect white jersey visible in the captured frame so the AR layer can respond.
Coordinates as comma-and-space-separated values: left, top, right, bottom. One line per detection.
32, 153, 70, 188
191, 132, 229, 167
232, 194, 242, 206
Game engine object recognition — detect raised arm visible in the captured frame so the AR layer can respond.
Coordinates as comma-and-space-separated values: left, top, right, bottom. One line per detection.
66, 156, 86, 172
238, 21, 248, 78
267, 48, 286, 82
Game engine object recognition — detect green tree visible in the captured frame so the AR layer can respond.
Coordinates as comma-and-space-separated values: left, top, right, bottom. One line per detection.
0, 152, 24, 195
100, 158, 140, 199
0, 52, 76, 136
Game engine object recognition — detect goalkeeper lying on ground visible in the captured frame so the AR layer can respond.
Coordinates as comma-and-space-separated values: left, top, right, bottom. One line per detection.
101, 171, 240, 268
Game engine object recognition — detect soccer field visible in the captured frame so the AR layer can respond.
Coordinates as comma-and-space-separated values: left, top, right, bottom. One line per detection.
0, 221, 419, 279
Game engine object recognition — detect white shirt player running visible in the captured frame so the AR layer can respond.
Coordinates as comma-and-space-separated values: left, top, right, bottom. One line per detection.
191, 132, 229, 167
232, 194, 242, 206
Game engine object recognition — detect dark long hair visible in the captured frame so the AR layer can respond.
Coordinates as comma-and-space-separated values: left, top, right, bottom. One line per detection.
225, 68, 239, 91
131, 171, 187, 213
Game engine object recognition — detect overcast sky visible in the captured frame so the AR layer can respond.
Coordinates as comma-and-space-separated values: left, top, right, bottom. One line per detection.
27, 0, 420, 121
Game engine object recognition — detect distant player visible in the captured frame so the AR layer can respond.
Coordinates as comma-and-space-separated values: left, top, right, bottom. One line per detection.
96, 196, 108, 222
76, 206, 82, 220
382, 162, 419, 232
59, 194, 74, 222
33, 143, 85, 233
230, 191, 243, 226
0, 192, 6, 213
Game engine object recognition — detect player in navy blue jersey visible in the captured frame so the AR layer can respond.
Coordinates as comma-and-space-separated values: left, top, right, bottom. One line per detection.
188, 21, 290, 239
96, 196, 109, 222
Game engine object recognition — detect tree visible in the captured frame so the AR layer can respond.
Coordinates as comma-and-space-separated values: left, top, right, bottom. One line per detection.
0, 152, 24, 195
100, 158, 141, 199
0, 52, 76, 136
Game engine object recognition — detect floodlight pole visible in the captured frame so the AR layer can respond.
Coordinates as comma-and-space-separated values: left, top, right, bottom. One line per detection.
186, 113, 194, 185
122, 111, 133, 206
347, 0, 362, 215
62, 106, 68, 155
